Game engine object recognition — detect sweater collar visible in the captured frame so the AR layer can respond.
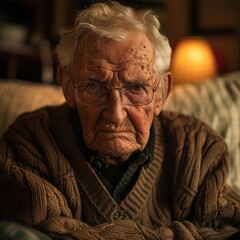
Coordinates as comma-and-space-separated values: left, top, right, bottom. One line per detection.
50, 104, 165, 221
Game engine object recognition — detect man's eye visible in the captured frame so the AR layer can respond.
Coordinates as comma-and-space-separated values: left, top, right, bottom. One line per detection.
85, 82, 101, 92
127, 84, 145, 92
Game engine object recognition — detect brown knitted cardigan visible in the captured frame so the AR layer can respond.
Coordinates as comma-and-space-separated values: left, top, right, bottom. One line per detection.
0, 104, 240, 239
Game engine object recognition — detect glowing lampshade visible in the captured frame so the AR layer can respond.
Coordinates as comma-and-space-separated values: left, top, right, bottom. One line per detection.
171, 37, 217, 84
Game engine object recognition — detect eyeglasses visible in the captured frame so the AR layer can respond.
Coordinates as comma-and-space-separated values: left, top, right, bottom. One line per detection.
72, 80, 159, 106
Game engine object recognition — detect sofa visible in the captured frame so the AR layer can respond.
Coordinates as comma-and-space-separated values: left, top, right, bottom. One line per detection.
0, 71, 240, 194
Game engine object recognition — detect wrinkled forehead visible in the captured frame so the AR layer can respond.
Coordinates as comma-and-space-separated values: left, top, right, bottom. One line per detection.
73, 32, 154, 70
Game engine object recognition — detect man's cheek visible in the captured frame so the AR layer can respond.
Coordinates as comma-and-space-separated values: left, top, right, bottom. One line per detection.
136, 119, 150, 145
78, 107, 98, 127
133, 111, 153, 130
135, 124, 150, 146
133, 116, 153, 145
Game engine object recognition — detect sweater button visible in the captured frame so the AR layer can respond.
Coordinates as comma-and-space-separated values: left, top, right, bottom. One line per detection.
93, 160, 102, 168
112, 210, 128, 220
90, 157, 108, 169
65, 221, 76, 230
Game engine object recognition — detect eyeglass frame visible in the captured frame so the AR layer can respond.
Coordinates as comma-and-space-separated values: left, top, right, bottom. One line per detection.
68, 68, 162, 106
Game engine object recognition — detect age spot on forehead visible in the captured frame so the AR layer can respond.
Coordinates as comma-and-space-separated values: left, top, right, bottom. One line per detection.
126, 42, 153, 78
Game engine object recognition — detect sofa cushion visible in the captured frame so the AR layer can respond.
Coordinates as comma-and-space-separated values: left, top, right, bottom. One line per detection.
0, 80, 65, 135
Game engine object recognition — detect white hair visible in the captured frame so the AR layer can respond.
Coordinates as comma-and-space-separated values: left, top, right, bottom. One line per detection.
56, 1, 172, 78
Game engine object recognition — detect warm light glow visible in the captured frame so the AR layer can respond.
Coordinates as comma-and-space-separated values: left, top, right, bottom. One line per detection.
171, 37, 217, 84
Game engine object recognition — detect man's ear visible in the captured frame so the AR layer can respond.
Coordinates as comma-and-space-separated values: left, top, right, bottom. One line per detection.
154, 71, 173, 116
57, 65, 76, 109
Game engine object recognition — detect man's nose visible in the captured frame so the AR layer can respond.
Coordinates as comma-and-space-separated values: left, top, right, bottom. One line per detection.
102, 89, 127, 124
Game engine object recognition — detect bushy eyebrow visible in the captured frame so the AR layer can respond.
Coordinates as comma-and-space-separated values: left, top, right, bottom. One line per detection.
86, 75, 107, 83
85, 78, 151, 87
84, 60, 154, 85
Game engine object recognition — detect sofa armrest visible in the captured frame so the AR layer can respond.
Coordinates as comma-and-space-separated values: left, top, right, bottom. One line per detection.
0, 79, 65, 135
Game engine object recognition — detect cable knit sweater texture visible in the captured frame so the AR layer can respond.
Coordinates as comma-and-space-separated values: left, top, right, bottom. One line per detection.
0, 104, 240, 239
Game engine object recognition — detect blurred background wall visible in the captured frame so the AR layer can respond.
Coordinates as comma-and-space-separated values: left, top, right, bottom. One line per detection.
0, 0, 239, 83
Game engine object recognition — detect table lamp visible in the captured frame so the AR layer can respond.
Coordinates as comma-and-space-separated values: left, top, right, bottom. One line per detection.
171, 37, 217, 84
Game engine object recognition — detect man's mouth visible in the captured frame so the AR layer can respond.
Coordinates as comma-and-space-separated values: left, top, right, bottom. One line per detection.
96, 130, 130, 140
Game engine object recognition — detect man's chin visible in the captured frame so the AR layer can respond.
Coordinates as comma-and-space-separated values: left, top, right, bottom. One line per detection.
98, 147, 133, 159
91, 140, 140, 162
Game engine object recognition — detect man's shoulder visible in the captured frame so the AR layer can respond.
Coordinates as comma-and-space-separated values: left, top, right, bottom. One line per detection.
160, 110, 202, 128
159, 110, 224, 142
3, 104, 70, 138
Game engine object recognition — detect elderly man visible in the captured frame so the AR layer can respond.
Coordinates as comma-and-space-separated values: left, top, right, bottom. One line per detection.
0, 1, 240, 239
